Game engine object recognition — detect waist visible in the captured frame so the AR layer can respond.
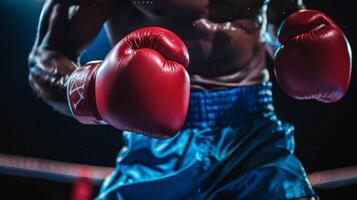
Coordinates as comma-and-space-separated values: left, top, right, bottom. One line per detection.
189, 69, 270, 91
185, 82, 273, 128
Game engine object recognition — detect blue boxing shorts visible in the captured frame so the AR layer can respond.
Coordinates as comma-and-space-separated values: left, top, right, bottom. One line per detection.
96, 82, 318, 200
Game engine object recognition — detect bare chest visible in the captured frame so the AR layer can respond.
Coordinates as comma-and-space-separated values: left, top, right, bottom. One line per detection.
130, 0, 265, 22
107, 0, 269, 88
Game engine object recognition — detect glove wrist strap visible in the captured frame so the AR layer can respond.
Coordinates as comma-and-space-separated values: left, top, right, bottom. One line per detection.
67, 61, 105, 125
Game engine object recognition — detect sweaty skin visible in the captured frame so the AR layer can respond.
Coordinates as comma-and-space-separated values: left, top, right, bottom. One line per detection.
106, 0, 300, 91
28, 0, 304, 114
28, 1, 314, 199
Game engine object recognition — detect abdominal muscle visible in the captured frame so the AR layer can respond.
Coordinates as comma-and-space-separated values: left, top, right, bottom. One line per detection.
183, 12, 270, 91
106, 1, 271, 91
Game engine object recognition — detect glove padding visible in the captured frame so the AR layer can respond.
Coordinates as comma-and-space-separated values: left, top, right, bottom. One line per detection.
67, 27, 190, 138
275, 9, 352, 103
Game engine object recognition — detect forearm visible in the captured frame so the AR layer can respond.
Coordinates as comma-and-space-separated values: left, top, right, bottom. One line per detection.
28, 0, 113, 116
265, 0, 306, 58
28, 49, 78, 116
268, 0, 305, 27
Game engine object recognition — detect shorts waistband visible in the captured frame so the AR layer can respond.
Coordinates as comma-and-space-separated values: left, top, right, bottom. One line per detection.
184, 82, 273, 128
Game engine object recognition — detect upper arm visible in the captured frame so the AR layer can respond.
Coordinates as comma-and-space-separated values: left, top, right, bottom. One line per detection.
27, 0, 115, 115
30, 0, 115, 62
65, 0, 115, 58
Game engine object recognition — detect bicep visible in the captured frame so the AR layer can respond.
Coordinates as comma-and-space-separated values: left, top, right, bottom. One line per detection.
30, 0, 114, 62
27, 0, 115, 115
66, 0, 115, 57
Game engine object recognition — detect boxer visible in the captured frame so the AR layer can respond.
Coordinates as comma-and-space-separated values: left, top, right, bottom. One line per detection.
28, 0, 351, 199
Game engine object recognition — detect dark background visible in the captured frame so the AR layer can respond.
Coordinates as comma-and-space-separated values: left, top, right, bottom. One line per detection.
0, 0, 356, 199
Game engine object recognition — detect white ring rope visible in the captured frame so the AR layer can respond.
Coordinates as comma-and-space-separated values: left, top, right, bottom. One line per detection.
0, 153, 356, 190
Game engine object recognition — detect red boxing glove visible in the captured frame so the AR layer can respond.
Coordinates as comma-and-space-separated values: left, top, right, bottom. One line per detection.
274, 9, 352, 103
67, 27, 190, 138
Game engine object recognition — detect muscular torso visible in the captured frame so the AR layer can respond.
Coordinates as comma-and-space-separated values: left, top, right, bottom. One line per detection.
106, 0, 270, 91
29, 0, 303, 115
